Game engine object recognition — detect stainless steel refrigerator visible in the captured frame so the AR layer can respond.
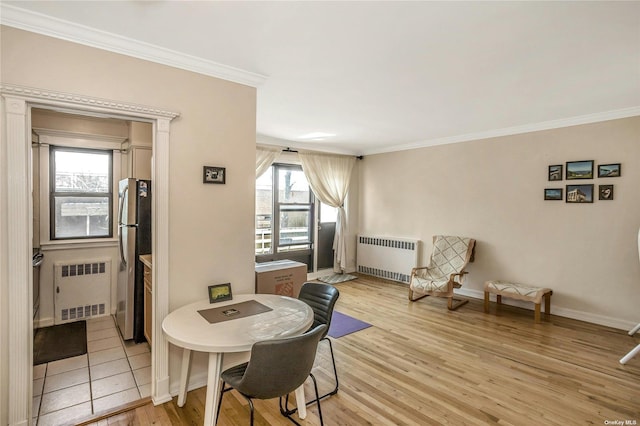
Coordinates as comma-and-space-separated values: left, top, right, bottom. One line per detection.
116, 178, 151, 342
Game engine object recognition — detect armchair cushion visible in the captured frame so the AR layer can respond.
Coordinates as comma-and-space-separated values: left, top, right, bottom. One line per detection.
410, 235, 475, 297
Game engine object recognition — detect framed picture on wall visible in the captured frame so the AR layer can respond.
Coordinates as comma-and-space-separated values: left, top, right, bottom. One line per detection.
548, 165, 563, 181
598, 163, 621, 178
203, 166, 226, 184
566, 160, 594, 180
599, 185, 614, 200
544, 188, 563, 200
566, 184, 594, 203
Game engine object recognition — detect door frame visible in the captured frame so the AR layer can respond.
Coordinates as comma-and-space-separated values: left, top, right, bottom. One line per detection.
1, 84, 178, 424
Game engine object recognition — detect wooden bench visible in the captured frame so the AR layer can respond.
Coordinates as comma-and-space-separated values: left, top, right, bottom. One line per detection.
484, 280, 553, 323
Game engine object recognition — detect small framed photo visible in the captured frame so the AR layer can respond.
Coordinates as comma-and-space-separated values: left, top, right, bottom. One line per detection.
598, 163, 621, 178
208, 283, 232, 303
566, 184, 594, 203
566, 160, 594, 180
544, 188, 563, 200
548, 165, 563, 181
599, 184, 614, 200
203, 166, 226, 184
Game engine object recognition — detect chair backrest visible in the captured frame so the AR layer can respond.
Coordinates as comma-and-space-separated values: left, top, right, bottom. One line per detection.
298, 282, 340, 339
428, 235, 476, 276
235, 324, 327, 400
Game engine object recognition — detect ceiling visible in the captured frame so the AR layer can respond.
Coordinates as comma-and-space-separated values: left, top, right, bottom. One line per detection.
2, 1, 639, 155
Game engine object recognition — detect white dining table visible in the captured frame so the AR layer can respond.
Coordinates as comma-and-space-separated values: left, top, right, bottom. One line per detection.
162, 293, 314, 425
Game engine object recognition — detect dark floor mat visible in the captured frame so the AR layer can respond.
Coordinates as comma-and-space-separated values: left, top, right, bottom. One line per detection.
33, 320, 87, 365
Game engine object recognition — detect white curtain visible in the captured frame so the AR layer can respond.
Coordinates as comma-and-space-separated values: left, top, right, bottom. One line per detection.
256, 146, 280, 178
299, 152, 356, 273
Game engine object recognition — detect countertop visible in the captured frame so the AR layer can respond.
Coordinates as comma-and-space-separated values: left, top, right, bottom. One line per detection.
139, 254, 152, 267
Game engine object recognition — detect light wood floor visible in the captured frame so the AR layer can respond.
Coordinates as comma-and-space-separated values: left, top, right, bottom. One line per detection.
82, 274, 640, 425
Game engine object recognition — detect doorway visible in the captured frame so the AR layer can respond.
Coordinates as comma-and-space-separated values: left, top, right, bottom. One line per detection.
30, 109, 154, 423
2, 85, 177, 424
317, 202, 338, 270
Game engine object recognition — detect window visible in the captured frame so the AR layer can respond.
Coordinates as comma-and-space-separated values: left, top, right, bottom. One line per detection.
50, 146, 113, 240
256, 164, 314, 263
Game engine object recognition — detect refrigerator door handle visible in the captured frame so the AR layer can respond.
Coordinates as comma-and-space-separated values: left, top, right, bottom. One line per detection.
118, 186, 128, 225
119, 223, 137, 266
119, 225, 127, 266
118, 185, 128, 265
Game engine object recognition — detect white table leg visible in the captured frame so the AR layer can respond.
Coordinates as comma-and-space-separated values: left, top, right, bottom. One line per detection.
294, 384, 307, 419
177, 348, 192, 407
620, 343, 640, 365
203, 352, 224, 426
629, 322, 640, 336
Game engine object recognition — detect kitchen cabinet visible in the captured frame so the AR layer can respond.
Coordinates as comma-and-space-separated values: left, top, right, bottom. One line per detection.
123, 121, 152, 179
131, 146, 152, 180
140, 255, 153, 345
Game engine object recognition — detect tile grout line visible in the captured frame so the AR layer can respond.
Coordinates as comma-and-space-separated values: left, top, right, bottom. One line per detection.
34, 362, 48, 426
113, 314, 143, 401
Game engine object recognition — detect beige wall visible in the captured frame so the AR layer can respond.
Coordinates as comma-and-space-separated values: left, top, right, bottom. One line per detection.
359, 117, 640, 327
1, 25, 257, 422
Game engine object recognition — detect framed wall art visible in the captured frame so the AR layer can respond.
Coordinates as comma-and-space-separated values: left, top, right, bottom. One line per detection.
544, 188, 563, 200
599, 185, 614, 200
598, 163, 621, 178
566, 184, 593, 203
203, 166, 226, 184
208, 283, 233, 303
548, 165, 563, 181
566, 160, 594, 180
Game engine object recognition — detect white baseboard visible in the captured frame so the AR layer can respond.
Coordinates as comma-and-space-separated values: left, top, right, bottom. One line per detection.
456, 288, 636, 331
152, 376, 172, 405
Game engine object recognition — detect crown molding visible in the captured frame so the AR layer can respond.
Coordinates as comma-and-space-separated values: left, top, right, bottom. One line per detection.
365, 106, 640, 155
1, 83, 180, 120
0, 4, 267, 88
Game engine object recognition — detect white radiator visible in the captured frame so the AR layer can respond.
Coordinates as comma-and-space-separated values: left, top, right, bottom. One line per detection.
54, 260, 111, 324
357, 235, 420, 284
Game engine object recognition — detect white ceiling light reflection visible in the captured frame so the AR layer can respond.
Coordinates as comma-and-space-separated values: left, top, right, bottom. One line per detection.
297, 132, 336, 141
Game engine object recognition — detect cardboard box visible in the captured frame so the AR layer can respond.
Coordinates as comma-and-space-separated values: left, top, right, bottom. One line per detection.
255, 260, 307, 298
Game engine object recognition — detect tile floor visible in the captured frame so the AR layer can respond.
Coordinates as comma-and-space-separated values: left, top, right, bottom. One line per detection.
32, 315, 150, 426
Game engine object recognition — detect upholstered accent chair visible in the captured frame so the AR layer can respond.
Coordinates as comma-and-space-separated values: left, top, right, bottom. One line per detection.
409, 235, 476, 310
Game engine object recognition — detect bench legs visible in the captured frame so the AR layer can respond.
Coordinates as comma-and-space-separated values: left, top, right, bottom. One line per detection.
484, 291, 552, 323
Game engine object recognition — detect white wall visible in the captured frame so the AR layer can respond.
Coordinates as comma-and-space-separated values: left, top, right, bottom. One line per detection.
359, 117, 640, 328
1, 25, 257, 423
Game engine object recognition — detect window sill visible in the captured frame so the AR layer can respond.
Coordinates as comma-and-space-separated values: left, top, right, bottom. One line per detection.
40, 238, 119, 251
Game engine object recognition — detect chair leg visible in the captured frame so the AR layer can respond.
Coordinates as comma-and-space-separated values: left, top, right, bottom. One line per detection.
280, 394, 303, 426
247, 398, 254, 426
447, 296, 468, 310
215, 381, 230, 425
309, 373, 325, 426
620, 343, 640, 365
306, 337, 339, 406
409, 288, 429, 302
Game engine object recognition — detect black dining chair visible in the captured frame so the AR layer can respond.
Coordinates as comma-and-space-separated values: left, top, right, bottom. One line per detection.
216, 324, 327, 426
298, 282, 340, 402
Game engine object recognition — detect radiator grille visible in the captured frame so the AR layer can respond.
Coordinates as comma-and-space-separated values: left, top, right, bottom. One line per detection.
60, 262, 106, 277
357, 235, 419, 284
55, 260, 111, 324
